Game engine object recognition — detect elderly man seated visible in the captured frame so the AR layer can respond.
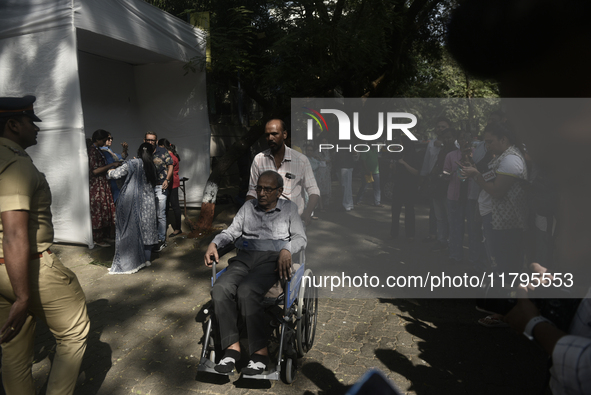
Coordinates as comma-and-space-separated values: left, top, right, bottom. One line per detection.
204, 170, 306, 375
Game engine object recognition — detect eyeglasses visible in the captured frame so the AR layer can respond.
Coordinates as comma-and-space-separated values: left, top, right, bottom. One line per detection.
255, 186, 280, 194
145, 139, 156, 142
107, 137, 113, 141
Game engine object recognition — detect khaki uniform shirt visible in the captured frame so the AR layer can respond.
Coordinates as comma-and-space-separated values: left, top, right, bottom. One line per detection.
0, 137, 53, 257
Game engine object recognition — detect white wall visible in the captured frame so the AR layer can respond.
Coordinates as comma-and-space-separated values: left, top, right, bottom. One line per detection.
134, 61, 210, 206
0, 24, 93, 246
78, 51, 145, 148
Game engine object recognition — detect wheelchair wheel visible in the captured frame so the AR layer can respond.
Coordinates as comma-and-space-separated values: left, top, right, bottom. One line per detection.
296, 269, 318, 357
283, 357, 296, 384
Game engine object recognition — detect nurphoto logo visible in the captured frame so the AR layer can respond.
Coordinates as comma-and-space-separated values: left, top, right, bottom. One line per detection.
303, 107, 418, 153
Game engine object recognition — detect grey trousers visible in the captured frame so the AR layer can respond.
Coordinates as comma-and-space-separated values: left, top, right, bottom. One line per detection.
211, 250, 279, 353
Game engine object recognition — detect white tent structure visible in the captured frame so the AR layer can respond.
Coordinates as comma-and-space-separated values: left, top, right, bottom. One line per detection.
0, 0, 210, 247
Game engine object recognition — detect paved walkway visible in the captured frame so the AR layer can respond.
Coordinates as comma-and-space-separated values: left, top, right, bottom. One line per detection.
17, 202, 550, 395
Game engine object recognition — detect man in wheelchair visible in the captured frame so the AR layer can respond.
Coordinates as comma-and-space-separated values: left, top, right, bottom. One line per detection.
204, 170, 306, 375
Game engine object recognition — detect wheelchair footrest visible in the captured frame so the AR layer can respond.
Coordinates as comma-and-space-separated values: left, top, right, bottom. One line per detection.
242, 367, 280, 381
197, 357, 235, 376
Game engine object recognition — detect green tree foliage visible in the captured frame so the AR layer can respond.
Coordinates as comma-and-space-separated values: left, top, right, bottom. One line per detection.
149, 1, 462, 106
147, 0, 497, 103
403, 50, 500, 137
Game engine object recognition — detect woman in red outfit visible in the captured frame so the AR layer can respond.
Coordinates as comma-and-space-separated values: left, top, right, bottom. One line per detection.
88, 129, 120, 247
158, 138, 182, 237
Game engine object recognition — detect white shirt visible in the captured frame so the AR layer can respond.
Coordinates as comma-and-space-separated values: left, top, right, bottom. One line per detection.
247, 146, 320, 215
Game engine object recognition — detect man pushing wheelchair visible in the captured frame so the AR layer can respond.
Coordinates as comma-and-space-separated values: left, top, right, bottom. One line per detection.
204, 170, 306, 375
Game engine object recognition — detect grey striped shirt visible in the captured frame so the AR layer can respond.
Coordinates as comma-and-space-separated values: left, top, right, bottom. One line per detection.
212, 199, 306, 254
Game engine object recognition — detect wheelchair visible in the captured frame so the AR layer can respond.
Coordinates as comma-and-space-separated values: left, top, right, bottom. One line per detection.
197, 247, 318, 383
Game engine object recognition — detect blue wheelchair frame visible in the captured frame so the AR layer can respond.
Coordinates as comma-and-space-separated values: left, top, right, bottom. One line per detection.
197, 248, 317, 383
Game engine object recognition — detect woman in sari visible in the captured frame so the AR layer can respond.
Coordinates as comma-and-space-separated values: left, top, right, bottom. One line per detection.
106, 143, 158, 274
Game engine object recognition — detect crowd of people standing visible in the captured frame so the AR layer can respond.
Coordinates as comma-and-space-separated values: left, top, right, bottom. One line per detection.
86, 131, 183, 274
302, 111, 553, 290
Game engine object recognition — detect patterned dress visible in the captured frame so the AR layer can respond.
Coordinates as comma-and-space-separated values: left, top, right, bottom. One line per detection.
489, 145, 528, 230
107, 159, 158, 274
88, 144, 116, 234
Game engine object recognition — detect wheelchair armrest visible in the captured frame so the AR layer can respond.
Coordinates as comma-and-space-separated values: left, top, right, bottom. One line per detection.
292, 249, 305, 265
286, 262, 306, 309
217, 244, 236, 258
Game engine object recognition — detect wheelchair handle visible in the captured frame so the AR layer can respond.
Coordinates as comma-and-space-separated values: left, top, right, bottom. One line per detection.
211, 259, 217, 285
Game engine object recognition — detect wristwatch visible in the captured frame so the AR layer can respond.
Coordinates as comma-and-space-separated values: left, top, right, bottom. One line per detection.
523, 316, 553, 341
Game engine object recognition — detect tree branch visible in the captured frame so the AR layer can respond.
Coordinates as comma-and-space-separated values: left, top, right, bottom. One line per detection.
332, 0, 346, 23
314, 0, 331, 23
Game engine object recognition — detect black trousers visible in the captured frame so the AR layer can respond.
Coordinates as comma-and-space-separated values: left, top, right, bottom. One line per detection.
391, 187, 416, 238
211, 250, 279, 353
166, 187, 182, 232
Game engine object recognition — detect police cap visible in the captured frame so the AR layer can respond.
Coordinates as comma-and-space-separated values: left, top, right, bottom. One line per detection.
0, 95, 42, 122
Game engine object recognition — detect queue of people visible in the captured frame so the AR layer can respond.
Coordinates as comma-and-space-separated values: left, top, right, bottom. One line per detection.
301, 112, 557, 336
85, 130, 183, 274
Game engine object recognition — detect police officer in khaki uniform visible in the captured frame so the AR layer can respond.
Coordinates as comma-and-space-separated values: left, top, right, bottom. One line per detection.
0, 96, 90, 395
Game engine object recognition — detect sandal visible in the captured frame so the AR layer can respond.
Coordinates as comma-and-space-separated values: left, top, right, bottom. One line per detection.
478, 315, 509, 328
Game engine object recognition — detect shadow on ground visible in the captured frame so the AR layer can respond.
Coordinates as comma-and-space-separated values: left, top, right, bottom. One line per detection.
375, 298, 551, 395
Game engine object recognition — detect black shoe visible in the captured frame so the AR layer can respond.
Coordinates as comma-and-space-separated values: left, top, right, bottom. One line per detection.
153, 241, 167, 253
214, 349, 240, 373
242, 354, 269, 375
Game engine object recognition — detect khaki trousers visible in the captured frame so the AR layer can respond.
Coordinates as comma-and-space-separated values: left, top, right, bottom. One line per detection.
0, 251, 90, 395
